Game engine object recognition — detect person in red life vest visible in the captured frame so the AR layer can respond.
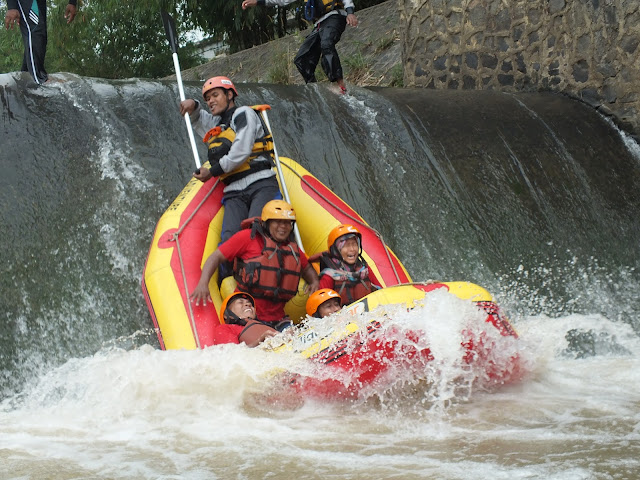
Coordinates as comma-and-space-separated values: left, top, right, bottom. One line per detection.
214, 292, 279, 347
306, 288, 342, 318
178, 76, 282, 249
190, 200, 320, 329
242, 0, 358, 94
311, 224, 381, 305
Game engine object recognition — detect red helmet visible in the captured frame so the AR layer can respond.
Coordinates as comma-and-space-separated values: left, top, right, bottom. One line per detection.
220, 292, 255, 324
327, 224, 361, 250
202, 76, 238, 99
306, 288, 341, 317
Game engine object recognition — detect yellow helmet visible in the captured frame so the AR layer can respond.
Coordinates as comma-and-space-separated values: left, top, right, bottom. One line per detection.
327, 224, 361, 250
261, 200, 296, 222
306, 288, 341, 317
202, 76, 238, 99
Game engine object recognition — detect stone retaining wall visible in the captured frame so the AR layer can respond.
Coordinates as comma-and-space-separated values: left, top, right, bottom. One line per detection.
399, 0, 640, 138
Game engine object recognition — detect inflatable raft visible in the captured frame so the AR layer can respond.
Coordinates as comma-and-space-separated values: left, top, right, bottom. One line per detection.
142, 157, 411, 350
268, 281, 522, 399
142, 157, 522, 394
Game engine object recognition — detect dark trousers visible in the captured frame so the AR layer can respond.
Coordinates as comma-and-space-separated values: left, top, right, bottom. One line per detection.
294, 14, 347, 83
220, 176, 282, 244
218, 176, 282, 280
15, 0, 49, 84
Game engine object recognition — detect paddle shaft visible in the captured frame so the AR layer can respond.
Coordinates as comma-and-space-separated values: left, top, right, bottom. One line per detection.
162, 11, 201, 170
260, 110, 305, 253
173, 55, 201, 169
162, 11, 202, 349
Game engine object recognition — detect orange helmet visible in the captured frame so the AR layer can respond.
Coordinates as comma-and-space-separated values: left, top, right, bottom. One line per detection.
219, 291, 255, 324
261, 200, 296, 222
327, 224, 361, 250
202, 76, 238, 99
306, 288, 341, 317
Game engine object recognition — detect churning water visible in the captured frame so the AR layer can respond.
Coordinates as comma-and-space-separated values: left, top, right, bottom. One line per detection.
1, 72, 639, 479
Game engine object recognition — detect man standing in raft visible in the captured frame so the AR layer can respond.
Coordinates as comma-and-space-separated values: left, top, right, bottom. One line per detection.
242, 0, 358, 94
179, 76, 282, 246
190, 200, 319, 330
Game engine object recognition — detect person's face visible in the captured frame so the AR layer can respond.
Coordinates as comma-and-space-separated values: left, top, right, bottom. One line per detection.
228, 296, 256, 320
317, 298, 341, 318
339, 236, 360, 265
204, 87, 232, 116
268, 219, 293, 243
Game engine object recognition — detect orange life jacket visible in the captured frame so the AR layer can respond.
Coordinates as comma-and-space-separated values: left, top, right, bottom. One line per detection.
234, 220, 302, 301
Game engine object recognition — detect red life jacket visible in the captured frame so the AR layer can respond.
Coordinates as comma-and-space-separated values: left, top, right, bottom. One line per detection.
233, 219, 302, 301
238, 320, 278, 347
311, 251, 374, 305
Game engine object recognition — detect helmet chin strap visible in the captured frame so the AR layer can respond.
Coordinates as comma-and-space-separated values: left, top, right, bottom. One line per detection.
224, 309, 248, 326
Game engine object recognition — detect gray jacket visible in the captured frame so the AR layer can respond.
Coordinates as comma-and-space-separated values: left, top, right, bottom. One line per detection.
189, 102, 276, 193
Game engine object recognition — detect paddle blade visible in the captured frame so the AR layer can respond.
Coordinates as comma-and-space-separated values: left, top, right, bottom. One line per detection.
161, 10, 179, 53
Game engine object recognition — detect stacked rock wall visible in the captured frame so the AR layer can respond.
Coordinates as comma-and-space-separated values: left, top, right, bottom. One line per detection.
399, 0, 640, 137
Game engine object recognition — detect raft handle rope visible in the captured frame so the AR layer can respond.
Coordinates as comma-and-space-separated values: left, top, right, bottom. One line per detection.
168, 178, 221, 349
280, 161, 403, 285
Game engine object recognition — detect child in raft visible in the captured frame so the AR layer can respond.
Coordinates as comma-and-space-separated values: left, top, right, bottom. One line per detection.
310, 224, 382, 306
305, 288, 343, 318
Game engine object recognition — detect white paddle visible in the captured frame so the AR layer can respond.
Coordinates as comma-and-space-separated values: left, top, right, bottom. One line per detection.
161, 11, 201, 170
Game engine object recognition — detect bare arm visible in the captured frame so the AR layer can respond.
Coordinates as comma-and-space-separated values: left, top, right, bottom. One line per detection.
190, 249, 228, 306
301, 264, 319, 295
239, 321, 278, 347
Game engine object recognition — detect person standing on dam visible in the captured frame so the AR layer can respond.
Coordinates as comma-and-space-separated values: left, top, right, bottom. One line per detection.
4, 0, 78, 85
242, 0, 358, 93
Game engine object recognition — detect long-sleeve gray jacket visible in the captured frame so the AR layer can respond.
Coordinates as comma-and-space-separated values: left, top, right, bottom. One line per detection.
189, 101, 276, 193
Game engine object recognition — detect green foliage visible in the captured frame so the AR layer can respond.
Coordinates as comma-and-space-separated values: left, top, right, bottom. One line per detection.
375, 34, 395, 53
267, 49, 293, 84
51, 0, 203, 79
183, 0, 388, 53
343, 52, 372, 83
1, 1, 202, 79
314, 64, 328, 83
0, 13, 24, 74
344, 51, 370, 70
389, 63, 403, 87
1, 0, 391, 79
184, 0, 287, 53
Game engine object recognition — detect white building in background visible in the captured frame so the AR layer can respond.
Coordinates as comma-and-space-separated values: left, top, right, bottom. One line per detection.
196, 37, 229, 60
